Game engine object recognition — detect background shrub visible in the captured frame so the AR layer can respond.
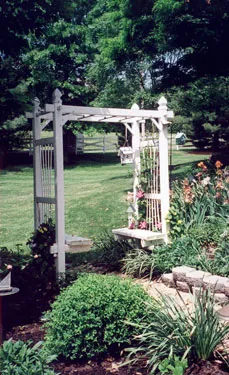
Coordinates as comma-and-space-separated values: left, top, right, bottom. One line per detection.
44, 273, 151, 360
152, 237, 212, 274
187, 218, 227, 249
212, 229, 229, 276
0, 340, 56, 375
122, 237, 213, 278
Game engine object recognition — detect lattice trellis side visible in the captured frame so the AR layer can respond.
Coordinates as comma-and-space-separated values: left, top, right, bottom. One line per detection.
35, 138, 55, 226
140, 144, 161, 232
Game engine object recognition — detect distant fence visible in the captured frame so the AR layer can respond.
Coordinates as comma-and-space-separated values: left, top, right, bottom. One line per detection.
14, 133, 118, 156
76, 134, 118, 154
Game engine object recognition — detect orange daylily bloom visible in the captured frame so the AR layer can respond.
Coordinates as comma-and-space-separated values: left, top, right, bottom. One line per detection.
197, 161, 207, 171
215, 160, 223, 169
197, 161, 205, 168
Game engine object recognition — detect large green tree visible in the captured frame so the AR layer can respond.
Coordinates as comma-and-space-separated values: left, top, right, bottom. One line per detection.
0, 0, 97, 152
2, 0, 229, 152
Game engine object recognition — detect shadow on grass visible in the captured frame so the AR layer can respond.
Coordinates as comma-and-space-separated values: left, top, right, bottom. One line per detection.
0, 165, 33, 175
170, 160, 199, 181
65, 152, 121, 170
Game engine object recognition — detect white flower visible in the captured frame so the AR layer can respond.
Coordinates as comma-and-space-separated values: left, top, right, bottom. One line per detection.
202, 176, 211, 186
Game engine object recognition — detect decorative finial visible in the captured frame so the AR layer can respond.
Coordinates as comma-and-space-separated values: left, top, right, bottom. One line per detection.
33, 97, 41, 112
52, 88, 62, 104
158, 96, 167, 112
131, 103, 140, 110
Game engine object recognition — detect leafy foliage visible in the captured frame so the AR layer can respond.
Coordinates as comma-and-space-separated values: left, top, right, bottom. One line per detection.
27, 218, 56, 277
4, 220, 59, 329
44, 273, 151, 360
169, 77, 229, 149
92, 232, 133, 271
122, 237, 213, 278
122, 248, 155, 279
126, 290, 229, 374
158, 355, 188, 375
167, 161, 229, 239
152, 237, 212, 274
0, 245, 31, 277
0, 339, 56, 375
212, 229, 229, 277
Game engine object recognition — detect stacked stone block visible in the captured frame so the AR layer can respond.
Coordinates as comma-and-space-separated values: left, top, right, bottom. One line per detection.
161, 266, 229, 304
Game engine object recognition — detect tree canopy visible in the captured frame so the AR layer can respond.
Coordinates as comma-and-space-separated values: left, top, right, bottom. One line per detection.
1, 0, 229, 150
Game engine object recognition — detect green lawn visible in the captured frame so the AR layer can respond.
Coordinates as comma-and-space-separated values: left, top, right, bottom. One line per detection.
0, 153, 132, 249
0, 140, 211, 250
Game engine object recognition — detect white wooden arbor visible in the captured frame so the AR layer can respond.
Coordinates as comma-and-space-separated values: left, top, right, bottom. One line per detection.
26, 89, 173, 274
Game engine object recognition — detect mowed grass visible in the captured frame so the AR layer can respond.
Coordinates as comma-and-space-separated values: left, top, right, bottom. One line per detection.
0, 140, 211, 250
0, 153, 132, 249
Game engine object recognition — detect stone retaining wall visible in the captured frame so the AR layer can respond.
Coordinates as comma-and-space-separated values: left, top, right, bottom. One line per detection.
161, 266, 229, 304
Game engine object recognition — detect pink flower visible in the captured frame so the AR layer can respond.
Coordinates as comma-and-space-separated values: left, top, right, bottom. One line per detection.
129, 221, 135, 229
34, 254, 39, 259
139, 221, 147, 230
196, 172, 203, 179
6, 264, 13, 270
156, 222, 162, 231
136, 190, 144, 199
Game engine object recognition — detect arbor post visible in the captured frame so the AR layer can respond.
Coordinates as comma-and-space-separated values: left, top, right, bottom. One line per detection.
131, 108, 141, 215
33, 98, 42, 229
53, 89, 65, 274
158, 96, 170, 242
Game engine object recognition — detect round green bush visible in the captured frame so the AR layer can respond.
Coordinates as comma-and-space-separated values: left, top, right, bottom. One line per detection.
44, 273, 151, 360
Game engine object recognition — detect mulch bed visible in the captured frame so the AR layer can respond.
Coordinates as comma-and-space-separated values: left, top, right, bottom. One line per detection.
5, 323, 229, 375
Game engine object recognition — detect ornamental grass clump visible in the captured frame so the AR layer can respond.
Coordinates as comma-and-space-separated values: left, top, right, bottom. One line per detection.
125, 289, 229, 374
44, 273, 151, 360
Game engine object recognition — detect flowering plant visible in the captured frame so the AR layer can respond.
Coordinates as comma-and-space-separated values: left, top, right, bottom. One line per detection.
27, 218, 56, 275
128, 144, 162, 231
167, 160, 229, 239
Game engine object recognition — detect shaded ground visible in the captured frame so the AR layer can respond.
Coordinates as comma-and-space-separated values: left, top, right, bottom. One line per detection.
6, 323, 229, 375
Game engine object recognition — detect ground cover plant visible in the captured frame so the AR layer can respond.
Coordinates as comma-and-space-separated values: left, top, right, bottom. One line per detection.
44, 273, 152, 360
0, 339, 56, 375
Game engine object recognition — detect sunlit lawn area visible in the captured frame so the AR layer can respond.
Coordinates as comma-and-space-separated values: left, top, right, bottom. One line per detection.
0, 139, 211, 250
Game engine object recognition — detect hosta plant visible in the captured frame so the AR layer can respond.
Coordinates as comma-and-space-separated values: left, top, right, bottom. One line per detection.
0, 339, 56, 375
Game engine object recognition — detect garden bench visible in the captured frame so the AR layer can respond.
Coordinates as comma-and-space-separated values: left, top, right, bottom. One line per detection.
112, 228, 166, 249
50, 234, 93, 254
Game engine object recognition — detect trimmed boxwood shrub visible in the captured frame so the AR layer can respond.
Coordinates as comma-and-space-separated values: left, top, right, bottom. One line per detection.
44, 273, 151, 360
